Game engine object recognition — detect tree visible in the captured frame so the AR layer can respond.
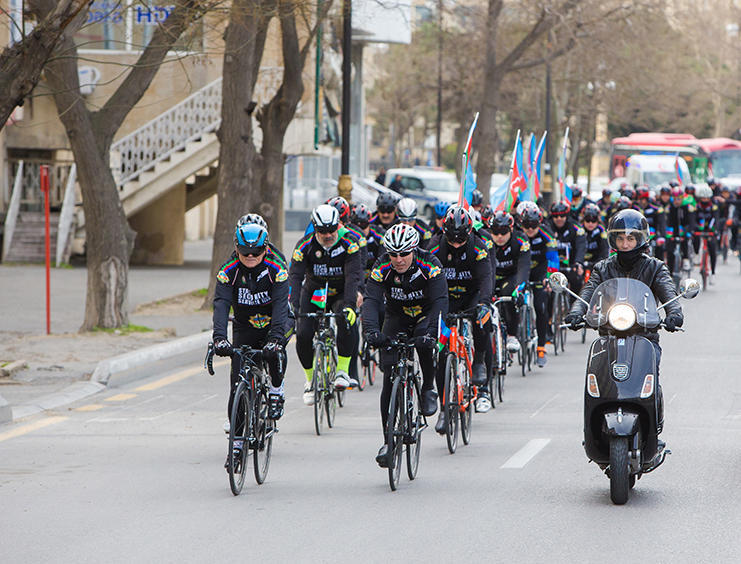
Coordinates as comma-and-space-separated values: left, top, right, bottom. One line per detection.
0, 0, 89, 129
32, 0, 212, 329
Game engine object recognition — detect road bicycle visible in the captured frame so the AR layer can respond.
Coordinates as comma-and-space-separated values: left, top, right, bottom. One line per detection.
695, 232, 714, 291
441, 310, 477, 454
490, 296, 512, 403
205, 343, 277, 496
549, 283, 570, 356
516, 285, 537, 377
384, 335, 427, 491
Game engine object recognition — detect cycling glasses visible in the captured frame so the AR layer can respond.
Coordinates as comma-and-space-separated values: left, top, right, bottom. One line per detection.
314, 225, 338, 234
490, 227, 512, 235
388, 251, 412, 258
521, 221, 540, 230
237, 245, 266, 257
377, 205, 396, 214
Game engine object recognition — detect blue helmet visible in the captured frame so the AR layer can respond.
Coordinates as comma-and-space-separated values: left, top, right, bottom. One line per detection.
434, 200, 451, 219
234, 223, 268, 255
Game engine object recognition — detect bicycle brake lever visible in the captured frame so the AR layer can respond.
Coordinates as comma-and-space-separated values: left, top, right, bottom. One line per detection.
205, 343, 215, 375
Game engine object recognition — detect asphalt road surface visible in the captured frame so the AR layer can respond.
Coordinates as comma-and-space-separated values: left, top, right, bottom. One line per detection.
2, 261, 740, 563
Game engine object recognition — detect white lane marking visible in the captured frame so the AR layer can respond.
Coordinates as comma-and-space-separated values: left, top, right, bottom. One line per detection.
501, 439, 551, 469
668, 393, 678, 405
530, 394, 560, 418
138, 394, 218, 421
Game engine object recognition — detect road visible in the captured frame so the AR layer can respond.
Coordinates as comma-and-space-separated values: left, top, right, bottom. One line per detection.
1, 261, 740, 563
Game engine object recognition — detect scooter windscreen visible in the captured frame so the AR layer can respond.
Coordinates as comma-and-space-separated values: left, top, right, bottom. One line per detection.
585, 278, 661, 330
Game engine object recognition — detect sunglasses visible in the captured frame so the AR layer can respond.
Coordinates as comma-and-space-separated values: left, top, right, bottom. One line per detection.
377, 206, 395, 214
521, 222, 539, 230
491, 228, 511, 235
388, 251, 412, 258
315, 226, 338, 234
237, 246, 266, 257
583, 218, 599, 223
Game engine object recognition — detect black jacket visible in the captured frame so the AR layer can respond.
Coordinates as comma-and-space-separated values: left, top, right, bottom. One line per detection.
429, 234, 493, 309
569, 253, 683, 342
547, 217, 586, 268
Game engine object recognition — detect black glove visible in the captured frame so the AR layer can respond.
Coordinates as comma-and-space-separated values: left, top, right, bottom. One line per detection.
262, 340, 283, 356
214, 338, 232, 357
415, 334, 437, 350
663, 313, 683, 332
564, 313, 583, 330
365, 330, 388, 348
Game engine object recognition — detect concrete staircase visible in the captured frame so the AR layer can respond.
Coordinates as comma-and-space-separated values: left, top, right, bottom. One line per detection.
3, 211, 59, 263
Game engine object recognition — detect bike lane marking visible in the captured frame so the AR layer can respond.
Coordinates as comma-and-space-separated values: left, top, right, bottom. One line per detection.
501, 438, 551, 469
134, 360, 229, 392
105, 393, 137, 402
530, 394, 560, 418
0, 416, 68, 443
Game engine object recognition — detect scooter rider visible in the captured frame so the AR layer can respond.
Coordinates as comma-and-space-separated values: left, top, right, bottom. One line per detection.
564, 209, 684, 432
363, 223, 448, 467
429, 205, 494, 416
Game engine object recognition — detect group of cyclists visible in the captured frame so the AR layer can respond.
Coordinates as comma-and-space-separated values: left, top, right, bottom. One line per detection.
209, 176, 739, 471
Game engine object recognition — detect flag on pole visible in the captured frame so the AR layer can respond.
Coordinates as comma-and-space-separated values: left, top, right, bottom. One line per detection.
527, 133, 536, 179
505, 130, 527, 212
311, 286, 328, 309
463, 160, 477, 207
674, 154, 689, 186
458, 112, 479, 209
557, 127, 570, 204
437, 313, 452, 352
491, 177, 510, 211
530, 132, 547, 200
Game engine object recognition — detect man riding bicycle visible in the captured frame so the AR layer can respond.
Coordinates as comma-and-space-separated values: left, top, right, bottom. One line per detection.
547, 201, 586, 296
363, 223, 448, 467
429, 205, 494, 416
396, 197, 433, 249
289, 204, 363, 402
212, 223, 291, 462
372, 192, 401, 231
692, 183, 719, 284
582, 203, 610, 272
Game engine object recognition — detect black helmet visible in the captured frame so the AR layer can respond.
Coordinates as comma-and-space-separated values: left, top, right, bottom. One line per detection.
621, 187, 636, 200
571, 186, 583, 199
470, 189, 484, 207
352, 203, 372, 228
376, 192, 399, 213
659, 185, 672, 195
550, 201, 569, 217
684, 185, 696, 195
706, 176, 716, 186
442, 205, 473, 243
481, 204, 494, 227
607, 209, 650, 250
490, 210, 514, 234
668, 180, 679, 188
614, 196, 633, 212
582, 203, 601, 222
602, 188, 611, 198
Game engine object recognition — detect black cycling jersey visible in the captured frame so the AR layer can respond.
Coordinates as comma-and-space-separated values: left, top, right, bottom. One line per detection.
583, 225, 609, 270
526, 225, 559, 283
695, 201, 719, 235
429, 234, 493, 309
361, 224, 386, 274
492, 230, 531, 290
635, 202, 666, 239
546, 217, 586, 269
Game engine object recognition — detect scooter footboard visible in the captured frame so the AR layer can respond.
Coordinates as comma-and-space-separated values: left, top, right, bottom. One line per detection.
602, 410, 640, 437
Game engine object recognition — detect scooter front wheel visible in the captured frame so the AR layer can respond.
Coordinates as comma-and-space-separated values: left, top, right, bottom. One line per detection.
609, 437, 630, 505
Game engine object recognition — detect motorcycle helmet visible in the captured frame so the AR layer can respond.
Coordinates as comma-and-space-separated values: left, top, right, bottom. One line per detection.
607, 209, 650, 251
326, 196, 350, 220
383, 223, 419, 254
235, 223, 268, 255
311, 204, 340, 233
442, 205, 473, 243
396, 197, 418, 221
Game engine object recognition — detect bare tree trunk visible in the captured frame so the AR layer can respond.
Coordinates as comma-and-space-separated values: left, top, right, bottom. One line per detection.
0, 0, 89, 128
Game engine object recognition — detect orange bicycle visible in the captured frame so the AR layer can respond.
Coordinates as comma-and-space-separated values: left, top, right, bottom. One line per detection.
441, 310, 478, 454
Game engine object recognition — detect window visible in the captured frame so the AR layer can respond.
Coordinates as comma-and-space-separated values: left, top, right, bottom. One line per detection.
74, 1, 203, 52
403, 177, 424, 192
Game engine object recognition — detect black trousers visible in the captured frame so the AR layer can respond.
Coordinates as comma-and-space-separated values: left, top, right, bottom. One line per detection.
295, 293, 354, 370
693, 235, 718, 274
531, 283, 549, 347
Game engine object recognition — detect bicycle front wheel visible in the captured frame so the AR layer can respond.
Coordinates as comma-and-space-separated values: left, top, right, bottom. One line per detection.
443, 353, 459, 454
228, 380, 250, 496
313, 347, 325, 436
253, 385, 273, 485
387, 377, 403, 491
406, 377, 422, 481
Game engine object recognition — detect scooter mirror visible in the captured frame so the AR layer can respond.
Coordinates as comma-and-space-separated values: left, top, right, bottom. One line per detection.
549, 272, 568, 293
680, 278, 700, 299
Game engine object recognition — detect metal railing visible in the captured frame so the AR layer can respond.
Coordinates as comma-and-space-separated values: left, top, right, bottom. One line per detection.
284, 154, 342, 210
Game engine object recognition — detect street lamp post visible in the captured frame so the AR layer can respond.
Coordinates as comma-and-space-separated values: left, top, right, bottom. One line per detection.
338, 0, 353, 201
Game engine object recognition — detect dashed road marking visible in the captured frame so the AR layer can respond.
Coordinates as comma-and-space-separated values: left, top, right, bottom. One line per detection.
138, 394, 218, 421
74, 404, 104, 412
501, 439, 551, 469
0, 416, 67, 443
668, 393, 678, 405
105, 393, 137, 402
530, 394, 560, 418
134, 359, 228, 392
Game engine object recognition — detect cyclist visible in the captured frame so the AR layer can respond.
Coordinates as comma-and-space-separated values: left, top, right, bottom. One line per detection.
352, 203, 387, 277
289, 205, 363, 403
547, 201, 586, 296
431, 200, 452, 238
597, 188, 613, 214
470, 189, 485, 214
692, 183, 719, 283
490, 209, 532, 356
429, 206, 494, 415
634, 187, 666, 258
363, 223, 448, 467
236, 212, 288, 265
518, 201, 558, 367
472, 207, 498, 285
569, 186, 587, 222
213, 223, 291, 464
396, 197, 433, 249
372, 191, 400, 231
582, 203, 609, 273
716, 185, 735, 256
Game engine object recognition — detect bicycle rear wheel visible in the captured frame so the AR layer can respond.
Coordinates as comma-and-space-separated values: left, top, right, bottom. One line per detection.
406, 377, 422, 480
228, 381, 250, 496
701, 245, 709, 290
443, 353, 459, 454
387, 377, 403, 491
253, 385, 273, 485
313, 348, 325, 436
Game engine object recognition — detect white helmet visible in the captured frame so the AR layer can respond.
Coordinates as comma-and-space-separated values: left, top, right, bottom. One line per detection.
470, 209, 482, 223
237, 213, 267, 229
311, 204, 340, 232
516, 201, 538, 217
396, 197, 418, 221
695, 183, 713, 199
383, 223, 420, 253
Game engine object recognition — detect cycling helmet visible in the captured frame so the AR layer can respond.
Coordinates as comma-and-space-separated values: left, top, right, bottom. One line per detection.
602, 188, 612, 198
550, 201, 570, 217
490, 210, 514, 233
571, 186, 583, 199
480, 204, 494, 227
671, 186, 684, 199
326, 196, 350, 220
621, 187, 636, 200
396, 197, 418, 221
442, 205, 473, 243
235, 223, 268, 255
684, 185, 696, 195
582, 203, 601, 223
720, 185, 730, 194
470, 189, 484, 207
695, 183, 713, 199
311, 204, 340, 233
636, 187, 650, 200
518, 202, 543, 228
236, 213, 268, 229
668, 180, 679, 188
659, 185, 672, 196
376, 191, 399, 213
607, 209, 650, 250
352, 203, 372, 228
383, 223, 419, 254
614, 196, 633, 211
434, 200, 452, 219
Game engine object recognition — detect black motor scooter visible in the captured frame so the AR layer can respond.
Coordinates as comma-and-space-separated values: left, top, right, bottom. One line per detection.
549, 272, 699, 505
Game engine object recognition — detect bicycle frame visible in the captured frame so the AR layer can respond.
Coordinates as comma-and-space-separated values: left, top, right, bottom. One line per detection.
446, 314, 476, 412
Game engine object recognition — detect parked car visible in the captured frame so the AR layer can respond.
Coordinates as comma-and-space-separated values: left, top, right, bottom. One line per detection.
384, 167, 459, 219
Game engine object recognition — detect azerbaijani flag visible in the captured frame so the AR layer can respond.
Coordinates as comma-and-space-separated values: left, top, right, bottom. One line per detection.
491, 176, 510, 211
529, 131, 547, 200
458, 112, 480, 210
505, 130, 527, 212
557, 127, 570, 204
311, 286, 328, 309
437, 313, 452, 352
526, 133, 536, 179
463, 160, 477, 208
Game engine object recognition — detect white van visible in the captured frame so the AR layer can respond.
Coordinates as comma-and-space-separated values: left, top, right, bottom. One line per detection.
385, 167, 459, 219
625, 155, 690, 189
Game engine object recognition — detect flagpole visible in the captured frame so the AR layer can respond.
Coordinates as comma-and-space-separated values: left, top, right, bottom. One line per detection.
556, 127, 569, 202
458, 112, 480, 206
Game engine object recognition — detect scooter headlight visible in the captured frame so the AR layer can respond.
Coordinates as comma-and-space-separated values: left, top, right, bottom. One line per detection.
607, 303, 636, 331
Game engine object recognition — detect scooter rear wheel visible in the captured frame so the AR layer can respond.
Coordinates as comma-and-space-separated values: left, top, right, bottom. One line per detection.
609, 437, 630, 505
